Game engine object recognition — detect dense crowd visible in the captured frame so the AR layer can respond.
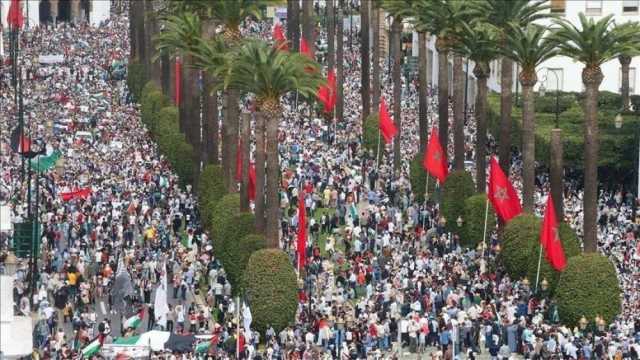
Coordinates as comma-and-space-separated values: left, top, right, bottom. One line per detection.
0, 2, 639, 360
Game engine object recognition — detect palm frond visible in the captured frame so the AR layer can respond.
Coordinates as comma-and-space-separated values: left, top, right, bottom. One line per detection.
504, 24, 558, 73
154, 11, 203, 62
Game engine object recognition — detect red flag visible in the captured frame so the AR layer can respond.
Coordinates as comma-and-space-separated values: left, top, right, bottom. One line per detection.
316, 68, 336, 113
235, 140, 243, 181
540, 194, 567, 271
273, 23, 288, 51
487, 157, 522, 222
378, 98, 398, 144
423, 128, 448, 183
300, 38, 313, 59
297, 192, 307, 270
60, 188, 92, 202
7, 0, 24, 29
175, 57, 182, 106
248, 163, 256, 201
19, 135, 31, 154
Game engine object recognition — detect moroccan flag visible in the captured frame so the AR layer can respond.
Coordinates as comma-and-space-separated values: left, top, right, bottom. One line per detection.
175, 57, 182, 106
297, 192, 307, 270
81, 335, 105, 359
235, 140, 243, 181
540, 194, 567, 271
273, 23, 288, 51
423, 128, 448, 183
378, 98, 398, 144
7, 0, 24, 29
123, 309, 144, 329
488, 156, 522, 222
248, 163, 256, 201
316, 68, 336, 113
300, 38, 313, 59
60, 188, 92, 202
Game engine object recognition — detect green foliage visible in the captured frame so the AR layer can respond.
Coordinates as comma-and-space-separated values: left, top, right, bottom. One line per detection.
127, 60, 148, 102
153, 107, 194, 186
533, 93, 575, 114
242, 249, 298, 334
500, 213, 541, 279
211, 193, 241, 242
362, 113, 380, 154
441, 171, 475, 233
198, 165, 226, 230
526, 222, 581, 294
140, 82, 169, 132
555, 253, 621, 327
409, 155, 437, 204
221, 233, 266, 293
460, 194, 496, 248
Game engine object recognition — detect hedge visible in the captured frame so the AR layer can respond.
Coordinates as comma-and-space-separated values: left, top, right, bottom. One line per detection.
440, 171, 475, 233
409, 155, 438, 204
221, 233, 266, 293
242, 249, 298, 334
153, 107, 194, 186
210, 193, 241, 242
554, 253, 621, 327
217, 212, 256, 260
500, 213, 541, 279
460, 194, 496, 248
198, 165, 226, 230
141, 82, 169, 133
525, 222, 581, 294
362, 112, 379, 153
127, 59, 147, 102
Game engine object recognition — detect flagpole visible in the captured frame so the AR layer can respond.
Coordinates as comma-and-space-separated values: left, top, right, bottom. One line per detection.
424, 173, 430, 203
236, 296, 240, 359
480, 196, 490, 273
534, 243, 543, 293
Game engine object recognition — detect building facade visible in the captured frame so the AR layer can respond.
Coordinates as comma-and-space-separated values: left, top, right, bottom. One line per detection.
0, 0, 110, 28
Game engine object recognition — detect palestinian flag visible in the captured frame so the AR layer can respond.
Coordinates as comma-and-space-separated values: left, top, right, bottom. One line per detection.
195, 341, 210, 353
81, 335, 104, 358
123, 309, 144, 329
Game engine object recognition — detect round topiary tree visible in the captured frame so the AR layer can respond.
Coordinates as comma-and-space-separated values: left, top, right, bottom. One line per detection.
222, 233, 266, 293
217, 212, 256, 259
441, 171, 475, 233
243, 249, 298, 334
554, 253, 621, 327
362, 113, 379, 153
210, 193, 241, 241
127, 59, 147, 101
500, 213, 541, 279
141, 82, 169, 133
409, 155, 437, 204
198, 165, 226, 229
460, 194, 497, 248
525, 222, 581, 294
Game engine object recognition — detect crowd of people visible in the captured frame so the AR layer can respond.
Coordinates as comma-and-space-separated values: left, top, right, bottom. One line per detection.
0, 1, 639, 359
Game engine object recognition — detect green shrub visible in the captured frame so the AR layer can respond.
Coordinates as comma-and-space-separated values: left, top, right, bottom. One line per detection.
525, 222, 581, 294
141, 82, 169, 132
127, 60, 147, 102
554, 253, 621, 327
362, 112, 379, 153
500, 213, 541, 279
171, 140, 194, 186
409, 155, 438, 204
221, 233, 266, 293
211, 193, 241, 241
242, 249, 298, 334
217, 212, 256, 258
534, 93, 574, 114
198, 165, 226, 229
441, 171, 475, 233
152, 106, 193, 185
460, 194, 496, 248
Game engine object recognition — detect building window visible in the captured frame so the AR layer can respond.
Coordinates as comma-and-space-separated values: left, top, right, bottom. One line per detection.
546, 68, 564, 92
585, 0, 602, 14
623, 0, 639, 13
550, 0, 566, 14
620, 67, 637, 94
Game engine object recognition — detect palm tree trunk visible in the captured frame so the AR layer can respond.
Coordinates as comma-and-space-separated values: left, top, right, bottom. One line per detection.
289, 0, 300, 52
202, 73, 219, 165
129, 0, 136, 61
133, 0, 146, 63
302, 0, 313, 46
255, 112, 266, 233
371, 5, 381, 114
499, 57, 513, 174
144, 0, 156, 81
582, 67, 604, 253
360, 0, 371, 121
327, 0, 335, 70
417, 31, 428, 154
453, 55, 464, 171
240, 113, 251, 212
437, 49, 449, 155
550, 128, 563, 220
474, 67, 488, 193
520, 80, 536, 212
336, 0, 344, 122
265, 112, 280, 248
161, 51, 170, 98
184, 58, 202, 186
392, 18, 402, 174
619, 55, 631, 111
224, 89, 240, 193
169, 56, 176, 106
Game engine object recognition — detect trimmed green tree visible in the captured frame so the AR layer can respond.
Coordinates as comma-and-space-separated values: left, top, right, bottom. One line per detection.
221, 233, 266, 293
554, 253, 621, 327
210, 193, 241, 241
362, 113, 379, 153
441, 170, 475, 232
127, 59, 148, 101
460, 194, 496, 248
500, 213, 541, 279
242, 249, 298, 333
198, 165, 226, 229
409, 155, 437, 204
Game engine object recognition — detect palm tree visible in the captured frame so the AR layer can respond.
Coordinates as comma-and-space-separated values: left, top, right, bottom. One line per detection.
361, 0, 371, 122
327, 0, 336, 69
620, 55, 632, 111
503, 24, 558, 212
371, 0, 382, 118
484, 0, 550, 174
213, 40, 324, 247
302, 0, 313, 46
288, 0, 300, 52
551, 14, 640, 252
453, 23, 501, 193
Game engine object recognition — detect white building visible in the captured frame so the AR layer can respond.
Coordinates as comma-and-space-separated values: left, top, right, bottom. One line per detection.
412, 0, 640, 98
0, 0, 110, 29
